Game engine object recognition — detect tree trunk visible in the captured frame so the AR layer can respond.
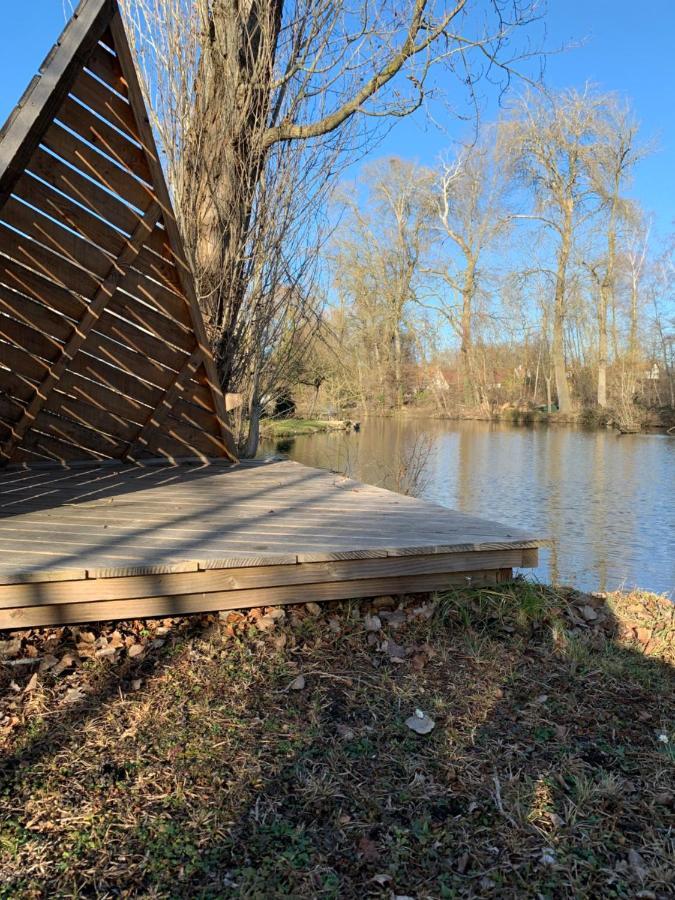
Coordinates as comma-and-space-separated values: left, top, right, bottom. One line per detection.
182, 0, 284, 391
629, 271, 639, 366
460, 261, 485, 409
598, 191, 618, 408
393, 326, 404, 408
552, 213, 572, 413
242, 399, 263, 459
597, 279, 608, 407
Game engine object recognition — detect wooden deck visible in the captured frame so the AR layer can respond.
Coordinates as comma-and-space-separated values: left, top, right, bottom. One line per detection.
0, 459, 541, 629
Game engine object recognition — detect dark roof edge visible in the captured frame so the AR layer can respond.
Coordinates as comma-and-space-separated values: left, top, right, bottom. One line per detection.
0, 0, 115, 207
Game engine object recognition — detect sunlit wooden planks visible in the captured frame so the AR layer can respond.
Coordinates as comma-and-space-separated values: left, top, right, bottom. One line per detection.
0, 457, 540, 629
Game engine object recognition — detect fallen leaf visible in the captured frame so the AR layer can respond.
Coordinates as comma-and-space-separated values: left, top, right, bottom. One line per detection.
289, 674, 306, 691
128, 644, 144, 658
357, 836, 379, 862
364, 613, 381, 632
456, 852, 470, 874
39, 654, 58, 673
305, 602, 322, 616
63, 687, 85, 705
266, 607, 286, 621
386, 638, 406, 661
24, 673, 38, 694
256, 615, 278, 632
380, 609, 406, 629
628, 848, 648, 882
540, 848, 556, 866
0, 639, 21, 659
52, 655, 75, 676
405, 709, 435, 735
337, 724, 355, 740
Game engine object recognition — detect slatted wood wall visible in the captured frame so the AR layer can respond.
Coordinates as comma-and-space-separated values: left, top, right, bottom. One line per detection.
0, 0, 236, 467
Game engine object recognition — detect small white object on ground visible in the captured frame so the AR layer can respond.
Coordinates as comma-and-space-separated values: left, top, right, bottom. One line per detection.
405, 709, 435, 734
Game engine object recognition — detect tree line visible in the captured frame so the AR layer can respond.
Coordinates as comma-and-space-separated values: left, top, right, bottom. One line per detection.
300, 89, 674, 430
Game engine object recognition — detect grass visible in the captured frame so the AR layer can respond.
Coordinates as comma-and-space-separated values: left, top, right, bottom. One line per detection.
259, 418, 350, 437
0, 582, 673, 898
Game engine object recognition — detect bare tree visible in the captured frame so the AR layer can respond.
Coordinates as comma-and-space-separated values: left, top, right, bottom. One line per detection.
426, 126, 515, 409
331, 159, 433, 409
121, 0, 544, 449
586, 98, 643, 406
510, 89, 605, 413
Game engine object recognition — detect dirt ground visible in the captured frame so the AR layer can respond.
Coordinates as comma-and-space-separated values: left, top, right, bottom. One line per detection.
0, 581, 673, 898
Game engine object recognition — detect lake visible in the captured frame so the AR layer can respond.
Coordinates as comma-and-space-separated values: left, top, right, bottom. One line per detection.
260, 418, 675, 596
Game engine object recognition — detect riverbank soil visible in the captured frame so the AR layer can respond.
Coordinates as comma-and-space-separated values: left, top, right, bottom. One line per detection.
260, 418, 351, 438
0, 583, 673, 897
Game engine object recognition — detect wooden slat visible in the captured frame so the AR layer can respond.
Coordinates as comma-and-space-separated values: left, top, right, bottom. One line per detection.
0, 392, 24, 423
1, 195, 114, 281
0, 285, 74, 342
0, 571, 502, 629
68, 69, 140, 143
2, 202, 161, 462
0, 551, 524, 608
0, 362, 39, 400
125, 348, 201, 459
110, 12, 235, 461
13, 170, 128, 257
68, 350, 163, 409
82, 328, 179, 387
129, 431, 210, 463
108, 290, 193, 351
27, 146, 139, 235
118, 268, 192, 329
132, 244, 182, 293
98, 308, 190, 371
0, 221, 99, 297
180, 375, 221, 412
143, 415, 231, 457
58, 369, 151, 425
45, 391, 140, 443
56, 95, 150, 182
26, 408, 127, 457
0, 252, 87, 320
42, 121, 152, 213
172, 397, 224, 435
0, 313, 63, 362
14, 429, 112, 464
84, 41, 128, 97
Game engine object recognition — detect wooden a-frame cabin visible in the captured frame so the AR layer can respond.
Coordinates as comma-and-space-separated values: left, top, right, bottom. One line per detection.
0, 0, 541, 629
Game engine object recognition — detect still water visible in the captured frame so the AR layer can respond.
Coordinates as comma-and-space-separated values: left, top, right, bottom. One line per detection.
260, 419, 675, 596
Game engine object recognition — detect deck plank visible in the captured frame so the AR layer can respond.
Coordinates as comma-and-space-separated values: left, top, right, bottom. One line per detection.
0, 459, 542, 584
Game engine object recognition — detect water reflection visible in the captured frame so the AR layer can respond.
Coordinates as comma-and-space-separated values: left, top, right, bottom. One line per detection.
261, 419, 675, 595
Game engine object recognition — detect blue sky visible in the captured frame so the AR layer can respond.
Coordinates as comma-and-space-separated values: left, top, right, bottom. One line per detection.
0, 1, 673, 240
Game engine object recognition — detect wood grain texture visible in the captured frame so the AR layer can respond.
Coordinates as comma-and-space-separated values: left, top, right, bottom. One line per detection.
0, 460, 543, 591
0, 570, 503, 629
0, 550, 525, 609
0, 1, 234, 467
